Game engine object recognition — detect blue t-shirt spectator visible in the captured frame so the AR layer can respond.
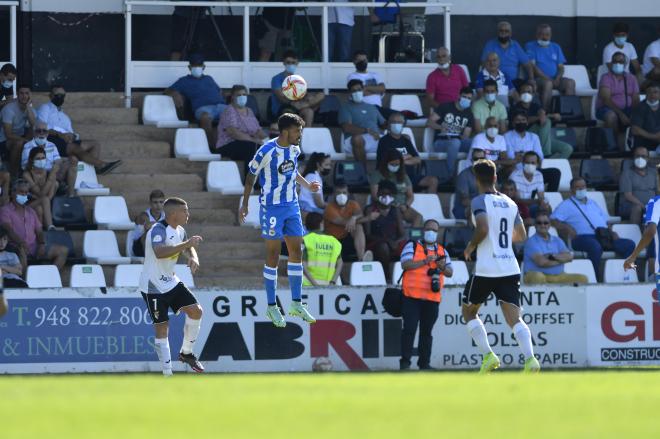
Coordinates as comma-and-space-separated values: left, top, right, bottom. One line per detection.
550, 196, 608, 235
271, 72, 288, 117
524, 41, 567, 79
481, 39, 529, 83
169, 75, 224, 112
523, 233, 569, 275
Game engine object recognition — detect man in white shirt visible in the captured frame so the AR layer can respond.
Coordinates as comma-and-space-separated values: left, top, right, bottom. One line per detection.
641, 28, 660, 88
346, 49, 391, 119
602, 22, 644, 81
509, 151, 549, 218
468, 116, 507, 162
328, 0, 354, 62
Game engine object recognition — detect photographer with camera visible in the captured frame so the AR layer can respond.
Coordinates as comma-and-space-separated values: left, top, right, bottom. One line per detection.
399, 219, 453, 370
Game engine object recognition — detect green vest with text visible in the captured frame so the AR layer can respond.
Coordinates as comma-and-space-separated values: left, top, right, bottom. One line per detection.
303, 232, 342, 286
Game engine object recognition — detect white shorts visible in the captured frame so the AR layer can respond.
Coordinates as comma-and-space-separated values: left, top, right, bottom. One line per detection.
342, 134, 380, 155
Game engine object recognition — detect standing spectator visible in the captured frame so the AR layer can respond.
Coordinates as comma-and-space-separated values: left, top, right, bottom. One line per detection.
523, 212, 588, 284
165, 54, 227, 145
641, 30, 660, 88
22, 147, 58, 230
425, 47, 469, 108
597, 52, 640, 149
328, 0, 354, 62
323, 181, 369, 261
475, 52, 516, 103
619, 147, 657, 225
339, 79, 385, 163
480, 21, 534, 87
0, 84, 36, 176
509, 151, 550, 218
472, 79, 508, 134
453, 147, 486, 220
299, 152, 332, 215
428, 86, 474, 173
377, 113, 438, 194
347, 50, 389, 118
132, 189, 166, 257
501, 179, 532, 227
369, 149, 422, 227
258, 3, 296, 61
602, 22, 643, 78
468, 117, 507, 162
302, 212, 343, 286
37, 84, 120, 176
525, 24, 575, 111
0, 228, 28, 288
550, 177, 635, 279
630, 82, 660, 150
0, 63, 16, 109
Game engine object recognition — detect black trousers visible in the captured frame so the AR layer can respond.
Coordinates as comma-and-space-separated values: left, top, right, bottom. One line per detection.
400, 295, 439, 368
216, 140, 258, 174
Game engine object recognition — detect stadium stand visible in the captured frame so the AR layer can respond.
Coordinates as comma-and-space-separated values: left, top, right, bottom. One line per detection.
206, 161, 244, 194
300, 127, 346, 160
174, 128, 221, 161
563, 65, 598, 96
444, 260, 469, 286
410, 193, 463, 227
541, 159, 572, 192
391, 261, 403, 285
175, 264, 196, 287
142, 95, 188, 128
585, 191, 621, 223
113, 264, 143, 287
26, 265, 63, 288
563, 260, 598, 283
603, 259, 639, 283
83, 230, 131, 265
238, 195, 261, 228
93, 196, 135, 230
70, 264, 107, 287
389, 94, 427, 127
75, 162, 110, 196
349, 261, 387, 286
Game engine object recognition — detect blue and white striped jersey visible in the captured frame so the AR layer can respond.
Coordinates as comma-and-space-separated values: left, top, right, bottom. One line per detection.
644, 195, 660, 273
248, 138, 301, 206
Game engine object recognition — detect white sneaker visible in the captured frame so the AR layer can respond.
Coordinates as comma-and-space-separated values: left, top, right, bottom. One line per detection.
362, 250, 374, 262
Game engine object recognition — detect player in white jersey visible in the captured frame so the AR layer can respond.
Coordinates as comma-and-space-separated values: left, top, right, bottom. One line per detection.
462, 159, 541, 373
140, 197, 204, 375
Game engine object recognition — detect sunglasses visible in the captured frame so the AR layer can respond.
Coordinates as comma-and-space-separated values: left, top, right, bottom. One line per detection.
34, 129, 48, 134
536, 221, 550, 225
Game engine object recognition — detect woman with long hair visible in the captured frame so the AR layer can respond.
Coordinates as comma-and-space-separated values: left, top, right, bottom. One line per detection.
22, 146, 57, 229
299, 152, 332, 215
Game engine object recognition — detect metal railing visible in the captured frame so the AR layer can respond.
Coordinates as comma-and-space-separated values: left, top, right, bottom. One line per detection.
124, 1, 452, 107
0, 1, 18, 71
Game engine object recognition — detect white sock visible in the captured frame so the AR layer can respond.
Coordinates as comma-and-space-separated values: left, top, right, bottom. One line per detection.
180, 316, 201, 355
513, 321, 534, 359
154, 337, 172, 375
466, 318, 493, 355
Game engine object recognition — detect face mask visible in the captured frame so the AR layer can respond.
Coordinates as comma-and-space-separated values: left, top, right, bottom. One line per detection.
575, 189, 587, 200
351, 91, 364, 103
514, 122, 528, 133
612, 63, 625, 74
51, 95, 65, 107
459, 96, 471, 109
378, 195, 393, 206
634, 157, 647, 169
438, 62, 450, 70
486, 127, 499, 138
647, 99, 659, 109
190, 66, 204, 78
498, 36, 510, 44
485, 93, 497, 103
387, 164, 400, 173
34, 137, 47, 146
2, 80, 12, 89
472, 155, 484, 162
320, 168, 331, 176
537, 39, 550, 47
614, 36, 627, 46
521, 92, 533, 103
523, 163, 537, 174
335, 193, 348, 206
15, 194, 28, 205
34, 159, 47, 169
285, 64, 297, 74
235, 95, 248, 107
390, 123, 403, 135
424, 230, 438, 244
355, 60, 367, 72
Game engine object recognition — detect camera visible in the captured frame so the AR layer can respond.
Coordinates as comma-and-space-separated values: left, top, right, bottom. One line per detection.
427, 267, 441, 292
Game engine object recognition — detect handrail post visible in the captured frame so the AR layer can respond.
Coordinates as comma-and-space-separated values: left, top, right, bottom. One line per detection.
443, 5, 451, 53
243, 5, 250, 88
124, 2, 132, 108
322, 5, 329, 94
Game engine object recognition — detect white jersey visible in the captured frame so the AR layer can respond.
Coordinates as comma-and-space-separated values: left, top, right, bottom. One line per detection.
471, 192, 522, 277
644, 195, 660, 273
133, 208, 165, 241
139, 221, 186, 294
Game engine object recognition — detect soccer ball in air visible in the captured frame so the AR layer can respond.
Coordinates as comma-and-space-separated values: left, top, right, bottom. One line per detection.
281, 74, 307, 101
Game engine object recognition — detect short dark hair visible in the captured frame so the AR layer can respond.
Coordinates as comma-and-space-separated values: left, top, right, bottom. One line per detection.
305, 212, 323, 231
11, 178, 29, 193
473, 159, 497, 186
0, 227, 7, 240
613, 22, 629, 34
512, 110, 528, 120
50, 84, 65, 92
1, 63, 17, 76
150, 189, 165, 200
377, 179, 397, 194
459, 86, 473, 95
334, 179, 348, 190
523, 151, 540, 162
423, 219, 440, 229
483, 79, 498, 90
282, 50, 298, 61
352, 49, 368, 60
570, 177, 586, 188
164, 197, 187, 208
347, 79, 363, 91
647, 82, 660, 91
27, 146, 46, 168
230, 84, 248, 95
17, 83, 30, 91
277, 113, 305, 131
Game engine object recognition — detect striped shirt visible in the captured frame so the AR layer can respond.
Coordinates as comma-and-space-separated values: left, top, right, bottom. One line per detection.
644, 195, 660, 273
248, 138, 301, 206
510, 168, 545, 200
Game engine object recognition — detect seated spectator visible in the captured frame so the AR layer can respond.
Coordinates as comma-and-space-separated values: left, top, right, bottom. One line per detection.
523, 212, 588, 284
428, 86, 474, 172
270, 50, 325, 128
22, 147, 58, 229
0, 228, 28, 288
510, 151, 551, 218
630, 82, 660, 150
369, 149, 422, 227
425, 47, 469, 108
550, 177, 635, 279
21, 120, 78, 197
377, 112, 438, 193
0, 63, 16, 109
468, 116, 507, 162
501, 179, 532, 227
299, 152, 331, 215
602, 22, 643, 79
480, 21, 534, 88
597, 52, 640, 149
0, 84, 36, 176
363, 180, 406, 282
37, 84, 120, 176
453, 147, 486, 220
347, 50, 390, 119
165, 54, 227, 145
0, 179, 68, 271
475, 52, 517, 104
324, 181, 369, 261
132, 189, 166, 257
619, 147, 657, 224
525, 24, 575, 111
472, 79, 508, 134
642, 29, 660, 88
512, 82, 572, 158
339, 79, 386, 163
302, 212, 343, 286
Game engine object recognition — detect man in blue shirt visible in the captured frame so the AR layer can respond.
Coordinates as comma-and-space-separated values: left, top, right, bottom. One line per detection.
525, 24, 576, 111
550, 177, 635, 280
165, 54, 227, 145
481, 21, 534, 88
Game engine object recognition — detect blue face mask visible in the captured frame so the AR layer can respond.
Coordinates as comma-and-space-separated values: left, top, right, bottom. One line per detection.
34, 137, 47, 146
235, 95, 248, 107
612, 63, 625, 75
15, 194, 28, 205
351, 91, 364, 103
537, 39, 550, 47
485, 93, 497, 103
459, 96, 471, 109
285, 64, 297, 74
190, 66, 204, 78
390, 123, 403, 135
614, 36, 627, 46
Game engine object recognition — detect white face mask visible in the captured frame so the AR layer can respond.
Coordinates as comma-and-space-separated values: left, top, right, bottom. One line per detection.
486, 127, 499, 138
424, 230, 438, 244
614, 36, 627, 46
190, 66, 204, 78
521, 92, 533, 103
634, 157, 647, 169
390, 123, 403, 135
612, 63, 625, 75
335, 193, 348, 206
537, 39, 551, 47
648, 99, 659, 109
378, 195, 394, 206
387, 164, 400, 173
575, 189, 587, 200
523, 163, 537, 174
351, 91, 364, 103
1, 80, 12, 89
485, 93, 497, 103
34, 137, 47, 146
34, 159, 48, 169
438, 62, 450, 70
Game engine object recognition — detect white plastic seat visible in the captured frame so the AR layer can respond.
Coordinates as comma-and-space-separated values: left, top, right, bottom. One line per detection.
392, 261, 404, 285
612, 224, 645, 257
603, 259, 639, 283
458, 64, 471, 82
114, 264, 143, 287
586, 191, 621, 223
94, 196, 135, 230
300, 127, 345, 160
389, 94, 427, 127
541, 159, 572, 192
457, 159, 470, 175
411, 193, 463, 227
83, 230, 131, 265
142, 95, 188, 128
26, 265, 63, 288
125, 229, 145, 263
596, 64, 608, 87
70, 264, 107, 287
563, 260, 597, 283
422, 127, 434, 152
349, 261, 387, 286
207, 161, 243, 194
175, 264, 195, 287
238, 195, 261, 228
563, 65, 597, 96
74, 161, 110, 196
544, 192, 564, 212
448, 193, 457, 219
174, 128, 220, 161
444, 260, 469, 286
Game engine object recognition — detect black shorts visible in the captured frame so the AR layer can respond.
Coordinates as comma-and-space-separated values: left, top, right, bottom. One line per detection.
462, 274, 521, 307
47, 135, 68, 157
141, 282, 197, 324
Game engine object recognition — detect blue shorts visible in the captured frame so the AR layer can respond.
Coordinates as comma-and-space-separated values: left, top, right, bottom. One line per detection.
194, 103, 228, 121
260, 203, 305, 240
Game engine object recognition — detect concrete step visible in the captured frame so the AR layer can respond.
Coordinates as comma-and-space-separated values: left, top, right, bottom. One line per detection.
117, 158, 206, 175
32, 92, 126, 108
185, 225, 261, 242
76, 124, 175, 142
98, 174, 204, 192
67, 107, 139, 125
121, 191, 240, 211
98, 141, 172, 159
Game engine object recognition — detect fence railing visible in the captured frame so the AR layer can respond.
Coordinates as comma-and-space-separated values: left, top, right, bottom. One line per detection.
0, 1, 18, 86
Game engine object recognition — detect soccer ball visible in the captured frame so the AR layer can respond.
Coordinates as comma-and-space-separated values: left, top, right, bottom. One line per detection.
312, 356, 333, 372
281, 74, 307, 101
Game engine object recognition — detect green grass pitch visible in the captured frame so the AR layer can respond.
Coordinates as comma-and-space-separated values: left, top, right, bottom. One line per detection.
1, 371, 658, 438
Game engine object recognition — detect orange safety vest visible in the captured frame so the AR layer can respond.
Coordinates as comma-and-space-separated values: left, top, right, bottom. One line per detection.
402, 241, 445, 303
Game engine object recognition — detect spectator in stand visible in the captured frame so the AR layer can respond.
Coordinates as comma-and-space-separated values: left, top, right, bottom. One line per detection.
480, 21, 534, 88
602, 22, 643, 79
551, 177, 635, 279
0, 179, 68, 271
23, 147, 58, 230
323, 181, 370, 262
472, 79, 508, 134
0, 63, 16, 109
339, 79, 385, 163
468, 116, 507, 162
258, 3, 296, 61
377, 112, 438, 193
37, 84, 120, 176
328, 0, 355, 62
476, 52, 517, 104
363, 180, 406, 282
0, 84, 36, 176
270, 50, 325, 128
509, 151, 551, 218
428, 86, 474, 173
0, 228, 28, 288
641, 29, 660, 88
619, 146, 657, 225
21, 120, 77, 197
453, 147, 486, 220
597, 52, 640, 149
369, 149, 422, 227
299, 152, 332, 215
165, 54, 227, 145
302, 212, 343, 286
501, 179, 532, 227
132, 189, 166, 257
630, 82, 660, 150
425, 47, 469, 108
347, 50, 390, 119
525, 24, 575, 112
523, 212, 588, 284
